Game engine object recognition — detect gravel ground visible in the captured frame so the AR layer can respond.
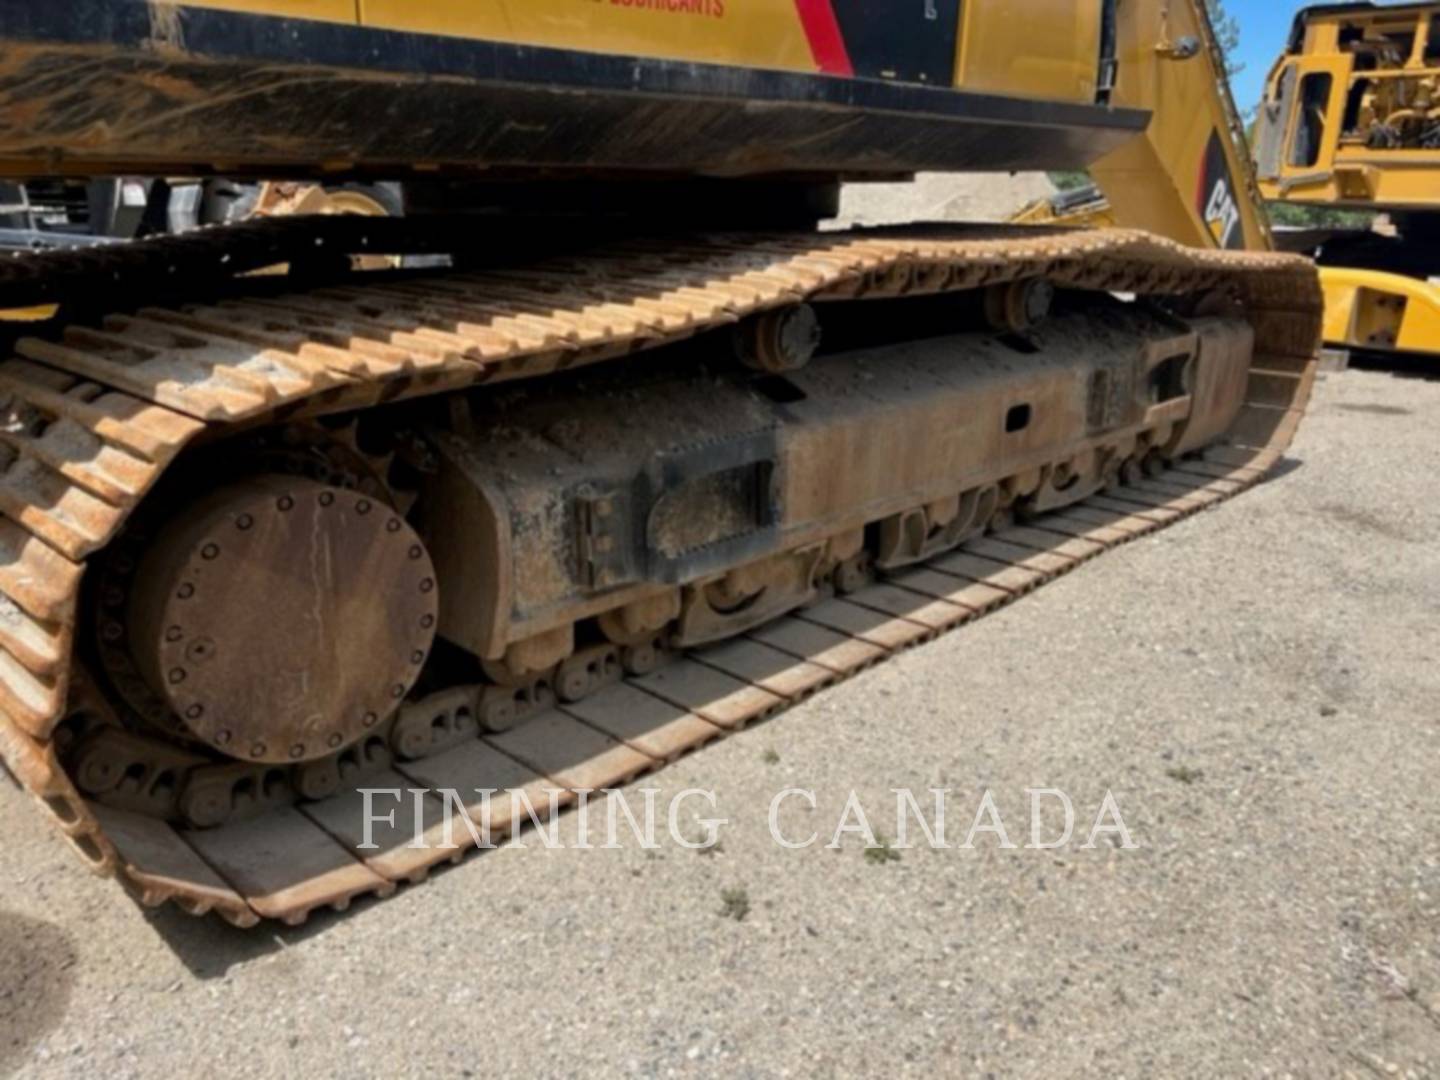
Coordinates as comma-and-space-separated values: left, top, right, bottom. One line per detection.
834, 173, 1055, 228
2, 365, 1438, 1079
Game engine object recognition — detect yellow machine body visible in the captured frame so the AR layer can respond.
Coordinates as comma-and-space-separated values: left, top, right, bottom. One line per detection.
1256, 2, 1440, 357
1319, 264, 1440, 351
1008, 0, 1272, 256
1087, 0, 1271, 251
180, 0, 1106, 102
1257, 2, 1440, 210
0, 0, 1153, 183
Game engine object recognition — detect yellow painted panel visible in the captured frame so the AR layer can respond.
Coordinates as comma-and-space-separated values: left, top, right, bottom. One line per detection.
180, 0, 358, 23
1259, 5, 1440, 211
1090, 0, 1270, 251
1320, 267, 1440, 354
958, 0, 1099, 103
359, 0, 817, 74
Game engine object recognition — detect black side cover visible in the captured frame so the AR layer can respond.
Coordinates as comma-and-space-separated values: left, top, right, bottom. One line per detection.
831, 0, 964, 86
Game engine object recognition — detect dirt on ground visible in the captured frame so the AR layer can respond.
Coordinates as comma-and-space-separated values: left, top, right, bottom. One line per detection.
834, 172, 1056, 228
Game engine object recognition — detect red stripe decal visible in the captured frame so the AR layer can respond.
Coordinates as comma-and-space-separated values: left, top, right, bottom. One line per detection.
794, 0, 854, 77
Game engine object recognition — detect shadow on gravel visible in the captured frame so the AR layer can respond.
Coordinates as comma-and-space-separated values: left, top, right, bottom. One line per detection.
142, 883, 395, 980
0, 912, 76, 1073
1319, 503, 1421, 544
1337, 403, 1413, 416
142, 906, 284, 978
1260, 456, 1306, 485
1348, 351, 1440, 382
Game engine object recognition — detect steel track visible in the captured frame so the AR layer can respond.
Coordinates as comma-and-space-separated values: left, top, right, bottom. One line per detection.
0, 223, 1320, 925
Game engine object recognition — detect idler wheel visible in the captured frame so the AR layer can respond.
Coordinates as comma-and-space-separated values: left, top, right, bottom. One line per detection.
125, 477, 439, 764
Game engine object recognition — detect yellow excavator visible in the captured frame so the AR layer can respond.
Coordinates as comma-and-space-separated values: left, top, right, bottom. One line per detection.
1256, 1, 1440, 356
1025, 1, 1440, 360
0, 0, 1318, 926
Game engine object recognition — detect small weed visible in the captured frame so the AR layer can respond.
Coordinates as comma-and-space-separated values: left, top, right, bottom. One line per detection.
1166, 765, 1204, 785
864, 836, 902, 866
762, 748, 781, 765
718, 887, 751, 922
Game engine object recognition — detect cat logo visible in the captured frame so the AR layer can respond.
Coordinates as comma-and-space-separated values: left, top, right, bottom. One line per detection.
1198, 132, 1244, 250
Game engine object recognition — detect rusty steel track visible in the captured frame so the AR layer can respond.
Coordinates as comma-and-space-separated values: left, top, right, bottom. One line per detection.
0, 223, 1320, 926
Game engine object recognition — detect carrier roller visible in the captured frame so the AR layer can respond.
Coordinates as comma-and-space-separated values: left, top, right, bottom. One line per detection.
0, 224, 1320, 926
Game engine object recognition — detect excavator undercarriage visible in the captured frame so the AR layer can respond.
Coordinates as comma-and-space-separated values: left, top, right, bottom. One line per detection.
0, 220, 1319, 925
0, 0, 1326, 926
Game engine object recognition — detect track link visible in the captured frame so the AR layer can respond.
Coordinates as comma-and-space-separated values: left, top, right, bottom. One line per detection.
0, 224, 1320, 926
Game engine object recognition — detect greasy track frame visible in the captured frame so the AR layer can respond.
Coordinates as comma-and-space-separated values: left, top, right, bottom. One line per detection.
0, 224, 1320, 926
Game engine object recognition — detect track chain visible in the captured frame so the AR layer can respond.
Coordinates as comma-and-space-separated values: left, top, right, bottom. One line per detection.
0, 223, 1320, 926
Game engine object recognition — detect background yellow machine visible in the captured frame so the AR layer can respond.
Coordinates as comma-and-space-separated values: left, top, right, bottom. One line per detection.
0, 0, 1318, 926
1257, 2, 1440, 357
